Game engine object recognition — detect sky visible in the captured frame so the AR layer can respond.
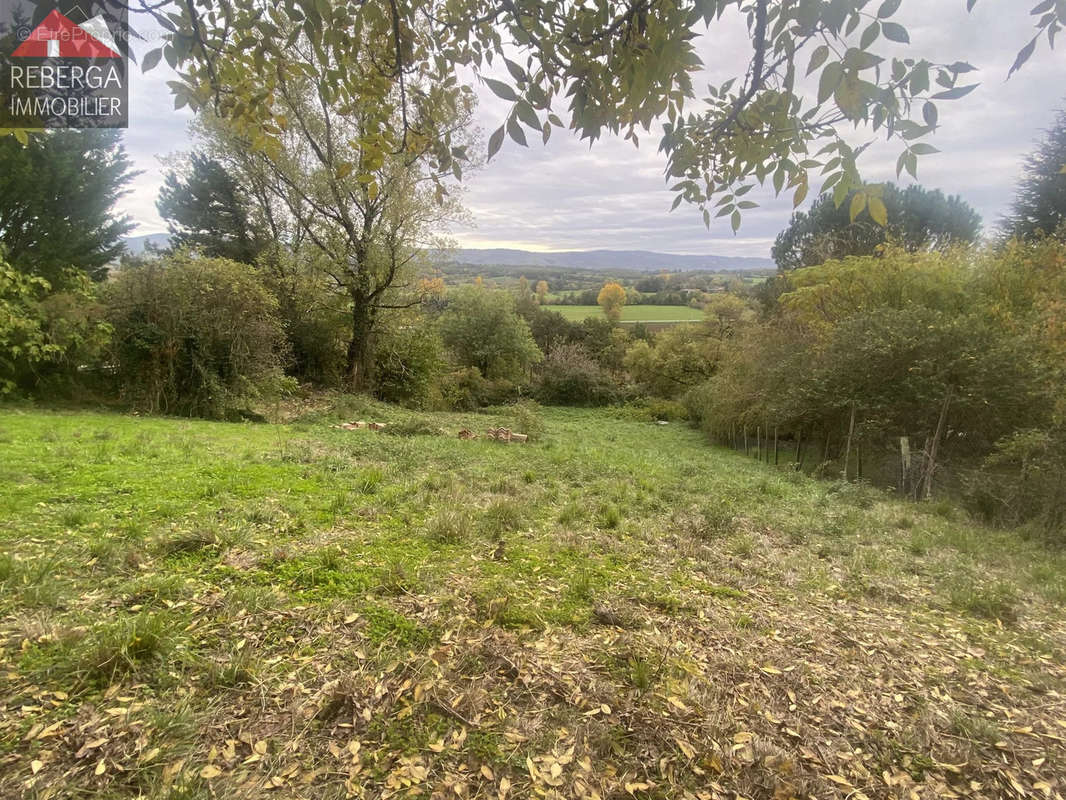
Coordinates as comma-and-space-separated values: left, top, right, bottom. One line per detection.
120, 2, 1064, 259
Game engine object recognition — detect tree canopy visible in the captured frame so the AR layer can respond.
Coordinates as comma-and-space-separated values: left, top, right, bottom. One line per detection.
597, 282, 627, 323
1001, 105, 1066, 241
120, 0, 1062, 230
0, 130, 136, 285
157, 151, 265, 263
772, 183, 982, 270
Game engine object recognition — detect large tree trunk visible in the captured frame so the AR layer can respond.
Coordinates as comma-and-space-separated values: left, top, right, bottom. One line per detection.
345, 297, 375, 392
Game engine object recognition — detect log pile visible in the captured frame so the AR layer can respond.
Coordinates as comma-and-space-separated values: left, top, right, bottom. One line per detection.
485, 427, 528, 443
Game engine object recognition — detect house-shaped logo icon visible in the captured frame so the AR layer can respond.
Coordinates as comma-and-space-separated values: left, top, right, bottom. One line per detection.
12, 9, 121, 58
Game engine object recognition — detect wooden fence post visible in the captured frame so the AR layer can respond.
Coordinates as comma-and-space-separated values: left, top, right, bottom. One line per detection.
842, 403, 856, 481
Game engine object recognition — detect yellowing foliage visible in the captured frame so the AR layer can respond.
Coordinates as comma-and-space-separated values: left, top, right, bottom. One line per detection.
597, 282, 626, 323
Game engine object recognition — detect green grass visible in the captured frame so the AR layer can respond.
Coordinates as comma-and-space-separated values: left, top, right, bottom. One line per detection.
547, 304, 705, 323
1, 401, 1064, 798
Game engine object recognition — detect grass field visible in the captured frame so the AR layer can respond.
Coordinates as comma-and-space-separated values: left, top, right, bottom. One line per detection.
1, 400, 1064, 799
547, 304, 705, 323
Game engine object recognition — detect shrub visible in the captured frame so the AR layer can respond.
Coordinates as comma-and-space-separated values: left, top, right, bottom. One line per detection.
533, 343, 620, 406
105, 252, 288, 418
438, 286, 542, 382
374, 315, 445, 407
965, 427, 1066, 540
0, 261, 110, 396
507, 399, 545, 440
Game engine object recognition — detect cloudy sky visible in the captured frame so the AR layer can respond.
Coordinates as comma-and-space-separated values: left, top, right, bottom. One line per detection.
121, 3, 1063, 259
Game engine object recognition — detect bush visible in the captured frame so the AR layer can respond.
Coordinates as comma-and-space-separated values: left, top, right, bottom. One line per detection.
0, 261, 110, 396
533, 343, 620, 406
965, 427, 1066, 540
374, 315, 445, 408
432, 367, 520, 410
438, 286, 542, 382
615, 398, 690, 422
105, 252, 288, 418
507, 399, 545, 440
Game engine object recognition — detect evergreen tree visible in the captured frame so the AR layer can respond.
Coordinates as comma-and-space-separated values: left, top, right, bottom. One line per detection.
157, 152, 263, 263
1001, 106, 1066, 241
0, 130, 136, 286
772, 184, 982, 270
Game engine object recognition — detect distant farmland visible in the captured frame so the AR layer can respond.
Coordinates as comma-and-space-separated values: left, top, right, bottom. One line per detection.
549, 304, 704, 323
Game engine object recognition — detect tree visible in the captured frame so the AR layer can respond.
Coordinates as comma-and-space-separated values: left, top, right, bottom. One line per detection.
1001, 106, 1066, 241
188, 26, 472, 391
535, 281, 549, 304
772, 184, 982, 270
598, 282, 627, 324
0, 130, 136, 285
157, 151, 264, 263
438, 286, 542, 382
133, 0, 1059, 230
625, 294, 754, 397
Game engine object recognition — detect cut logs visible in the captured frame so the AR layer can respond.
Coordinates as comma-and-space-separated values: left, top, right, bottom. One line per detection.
485, 427, 530, 443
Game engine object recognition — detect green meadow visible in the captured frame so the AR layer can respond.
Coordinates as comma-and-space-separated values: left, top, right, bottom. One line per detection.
1, 401, 1063, 798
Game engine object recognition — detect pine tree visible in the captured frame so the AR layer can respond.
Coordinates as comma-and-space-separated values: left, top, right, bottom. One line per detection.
157, 152, 263, 263
1002, 107, 1066, 241
0, 130, 136, 286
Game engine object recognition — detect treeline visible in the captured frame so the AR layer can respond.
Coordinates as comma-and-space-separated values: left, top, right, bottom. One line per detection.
679, 240, 1065, 536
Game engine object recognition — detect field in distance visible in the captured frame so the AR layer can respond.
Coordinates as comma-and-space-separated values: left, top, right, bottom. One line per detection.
548, 304, 705, 323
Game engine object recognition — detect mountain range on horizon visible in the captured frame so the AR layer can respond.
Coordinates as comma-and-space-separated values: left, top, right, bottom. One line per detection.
437, 247, 774, 271
122, 235, 774, 272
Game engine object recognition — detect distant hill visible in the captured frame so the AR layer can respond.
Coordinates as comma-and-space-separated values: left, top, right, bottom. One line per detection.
121, 237, 774, 272
438, 248, 774, 271
123, 233, 170, 255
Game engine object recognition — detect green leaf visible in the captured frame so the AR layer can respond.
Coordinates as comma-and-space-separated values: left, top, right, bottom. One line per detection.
506, 117, 527, 147
909, 62, 930, 95
487, 126, 505, 160
13, 129, 28, 146
868, 196, 888, 226
142, 48, 163, 73
807, 45, 829, 75
671, 194, 684, 212
1008, 35, 1038, 78
860, 22, 880, 50
503, 58, 526, 83
881, 22, 909, 43
909, 142, 939, 155
730, 209, 741, 232
515, 100, 540, 131
877, 0, 902, 17
931, 83, 978, 100
818, 63, 844, 104
849, 192, 867, 222
844, 48, 882, 70
793, 182, 809, 208
922, 101, 938, 126
484, 78, 518, 102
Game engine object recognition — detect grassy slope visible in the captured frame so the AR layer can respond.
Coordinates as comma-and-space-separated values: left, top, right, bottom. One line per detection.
546, 305, 705, 323
1, 401, 1064, 799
